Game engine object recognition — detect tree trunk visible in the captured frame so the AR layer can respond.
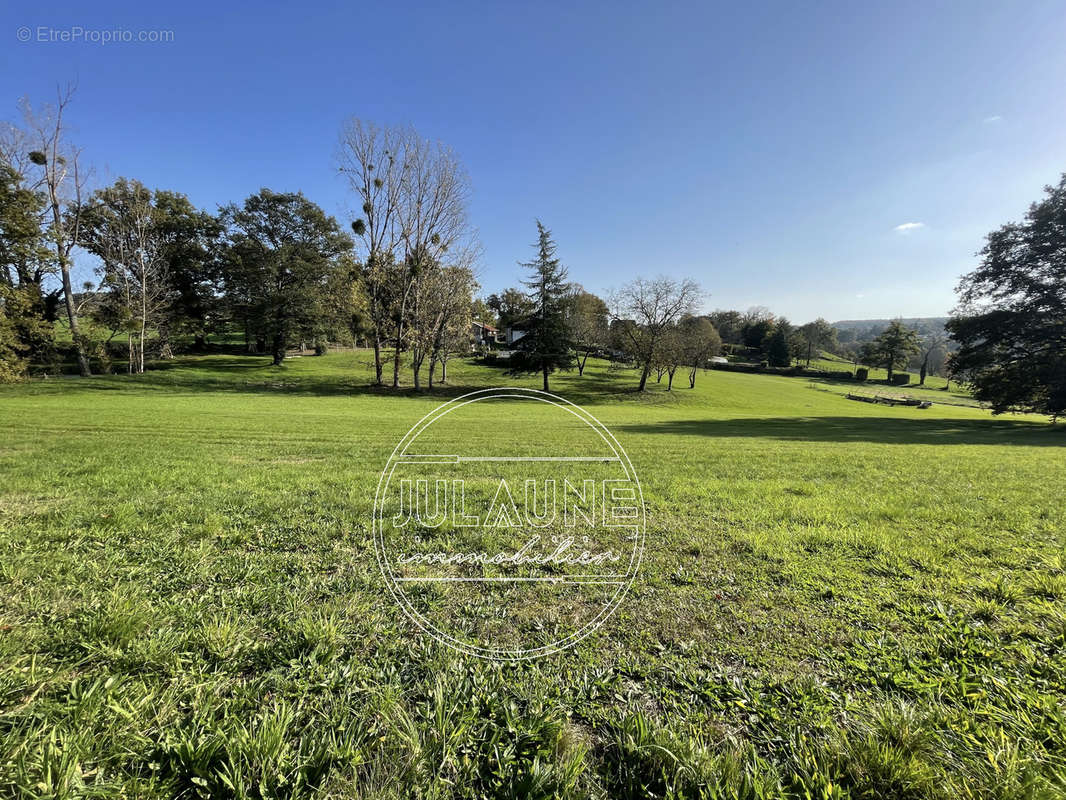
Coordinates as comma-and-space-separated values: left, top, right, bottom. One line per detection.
139, 293, 147, 374
689, 367, 696, 388
638, 363, 650, 392
441, 359, 447, 384
806, 341, 812, 367
578, 350, 590, 376
667, 369, 675, 391
392, 318, 403, 388
542, 360, 549, 392
272, 333, 285, 366
61, 262, 91, 377
428, 358, 436, 389
372, 333, 383, 385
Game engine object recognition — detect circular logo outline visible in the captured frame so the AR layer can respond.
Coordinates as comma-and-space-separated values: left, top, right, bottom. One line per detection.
372, 387, 645, 660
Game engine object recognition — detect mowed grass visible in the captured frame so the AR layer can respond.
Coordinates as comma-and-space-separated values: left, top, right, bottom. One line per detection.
1, 352, 1064, 799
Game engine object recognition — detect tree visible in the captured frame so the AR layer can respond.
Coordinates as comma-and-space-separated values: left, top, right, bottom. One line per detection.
567, 288, 609, 375
765, 325, 791, 367
653, 323, 685, 390
947, 174, 1066, 418
221, 189, 352, 366
859, 319, 921, 380
338, 120, 406, 384
470, 296, 496, 328
408, 261, 476, 390
393, 133, 476, 389
610, 276, 701, 391
427, 266, 476, 387
509, 221, 575, 392
798, 318, 838, 365
152, 191, 222, 352
79, 178, 171, 374
0, 163, 54, 377
486, 287, 534, 330
679, 316, 721, 387
741, 307, 774, 351
16, 89, 92, 375
916, 333, 947, 386
706, 309, 743, 345
321, 252, 371, 348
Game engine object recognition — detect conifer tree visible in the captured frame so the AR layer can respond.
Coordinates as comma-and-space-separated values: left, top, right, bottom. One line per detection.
510, 220, 575, 391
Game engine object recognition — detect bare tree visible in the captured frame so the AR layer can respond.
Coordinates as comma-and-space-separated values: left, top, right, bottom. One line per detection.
79, 179, 169, 374
394, 134, 476, 388
610, 276, 702, 391
338, 120, 407, 384
17, 88, 92, 375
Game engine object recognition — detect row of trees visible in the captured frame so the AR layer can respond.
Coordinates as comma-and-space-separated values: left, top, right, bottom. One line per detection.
502, 223, 714, 392
701, 306, 952, 383
6, 91, 1061, 415
1, 97, 483, 387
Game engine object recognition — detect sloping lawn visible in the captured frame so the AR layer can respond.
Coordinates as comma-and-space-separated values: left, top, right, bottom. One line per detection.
1, 352, 1064, 798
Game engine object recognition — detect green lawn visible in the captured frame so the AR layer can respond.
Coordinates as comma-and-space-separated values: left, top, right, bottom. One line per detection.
1, 352, 1064, 798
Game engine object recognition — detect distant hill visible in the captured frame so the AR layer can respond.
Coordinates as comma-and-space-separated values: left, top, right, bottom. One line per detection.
831, 317, 955, 350
832, 317, 948, 332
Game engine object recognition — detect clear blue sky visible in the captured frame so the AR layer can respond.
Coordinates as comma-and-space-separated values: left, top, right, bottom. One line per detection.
3, 0, 1064, 322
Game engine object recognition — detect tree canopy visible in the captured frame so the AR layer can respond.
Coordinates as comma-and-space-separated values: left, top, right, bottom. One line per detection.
859, 319, 921, 380
947, 174, 1066, 419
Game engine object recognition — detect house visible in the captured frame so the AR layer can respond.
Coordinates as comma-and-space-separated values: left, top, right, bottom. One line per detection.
470, 320, 500, 348
504, 324, 528, 346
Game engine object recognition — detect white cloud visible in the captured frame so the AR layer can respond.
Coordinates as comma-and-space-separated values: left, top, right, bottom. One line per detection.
893, 222, 925, 233
983, 115, 1003, 123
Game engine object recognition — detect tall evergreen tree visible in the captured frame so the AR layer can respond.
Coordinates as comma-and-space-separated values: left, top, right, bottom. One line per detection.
510, 220, 574, 391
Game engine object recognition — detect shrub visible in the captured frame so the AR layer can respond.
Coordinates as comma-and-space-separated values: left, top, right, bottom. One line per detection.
314, 340, 328, 356
855, 367, 869, 381
890, 372, 911, 385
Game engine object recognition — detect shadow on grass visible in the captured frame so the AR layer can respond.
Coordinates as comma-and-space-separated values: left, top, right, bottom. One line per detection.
618, 416, 1063, 446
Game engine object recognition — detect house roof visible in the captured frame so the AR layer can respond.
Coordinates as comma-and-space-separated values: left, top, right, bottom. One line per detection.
472, 320, 498, 332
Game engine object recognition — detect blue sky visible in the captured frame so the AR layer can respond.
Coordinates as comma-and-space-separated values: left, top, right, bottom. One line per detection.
3, 0, 1064, 322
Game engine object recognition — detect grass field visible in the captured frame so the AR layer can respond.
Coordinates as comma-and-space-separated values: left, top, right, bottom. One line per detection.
1, 352, 1064, 798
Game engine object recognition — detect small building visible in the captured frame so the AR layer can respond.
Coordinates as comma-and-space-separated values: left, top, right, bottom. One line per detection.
470, 320, 500, 348
504, 325, 528, 346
